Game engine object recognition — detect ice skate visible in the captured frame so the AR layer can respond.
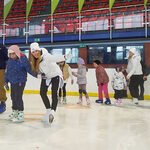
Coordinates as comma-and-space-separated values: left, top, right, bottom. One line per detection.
114, 99, 119, 105
86, 98, 90, 105
77, 98, 83, 105
62, 97, 67, 104
95, 99, 103, 104
49, 110, 55, 124
104, 98, 111, 105
7, 110, 18, 121
41, 109, 51, 122
0, 102, 6, 114
58, 97, 61, 104
133, 98, 139, 105
12, 111, 24, 123
119, 99, 123, 105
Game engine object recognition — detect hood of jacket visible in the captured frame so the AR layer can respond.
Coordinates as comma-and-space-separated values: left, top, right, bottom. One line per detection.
40, 48, 49, 59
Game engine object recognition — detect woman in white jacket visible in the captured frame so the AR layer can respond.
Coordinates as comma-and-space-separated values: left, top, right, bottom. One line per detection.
29, 42, 72, 124
126, 48, 143, 104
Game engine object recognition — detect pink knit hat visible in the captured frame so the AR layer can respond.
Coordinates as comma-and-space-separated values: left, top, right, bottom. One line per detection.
8, 45, 20, 58
77, 57, 85, 64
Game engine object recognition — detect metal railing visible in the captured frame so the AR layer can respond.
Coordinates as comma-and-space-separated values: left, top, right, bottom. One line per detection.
0, 3, 150, 44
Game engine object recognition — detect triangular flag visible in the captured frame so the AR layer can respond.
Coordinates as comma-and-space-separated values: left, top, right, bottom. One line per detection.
3, 0, 14, 21
78, 0, 84, 14
26, 0, 33, 19
109, 0, 115, 11
51, 0, 59, 16
144, 0, 148, 8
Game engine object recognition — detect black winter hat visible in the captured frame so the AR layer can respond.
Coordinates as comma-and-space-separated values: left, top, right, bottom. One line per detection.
93, 60, 101, 65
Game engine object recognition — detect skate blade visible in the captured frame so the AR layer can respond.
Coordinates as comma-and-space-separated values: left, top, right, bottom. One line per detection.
49, 114, 54, 124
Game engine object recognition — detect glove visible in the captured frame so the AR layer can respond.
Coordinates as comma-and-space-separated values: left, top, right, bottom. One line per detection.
101, 83, 104, 86
41, 73, 46, 79
65, 53, 72, 60
4, 83, 9, 91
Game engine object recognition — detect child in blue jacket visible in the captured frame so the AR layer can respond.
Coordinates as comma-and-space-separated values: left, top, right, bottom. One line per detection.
5, 45, 37, 123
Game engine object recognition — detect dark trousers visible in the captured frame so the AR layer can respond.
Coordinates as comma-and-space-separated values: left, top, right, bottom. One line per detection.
10, 82, 26, 111
114, 90, 124, 99
59, 83, 66, 97
139, 79, 144, 98
40, 76, 60, 111
129, 75, 143, 99
122, 90, 127, 98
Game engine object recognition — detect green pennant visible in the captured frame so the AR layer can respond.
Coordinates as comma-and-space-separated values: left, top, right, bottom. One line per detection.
51, 0, 59, 16
78, 0, 84, 14
3, 0, 14, 21
109, 0, 115, 11
26, 0, 33, 19
144, 0, 148, 8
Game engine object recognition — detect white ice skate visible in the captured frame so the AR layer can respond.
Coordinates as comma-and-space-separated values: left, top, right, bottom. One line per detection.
7, 110, 18, 121
12, 111, 24, 123
49, 110, 55, 124
133, 98, 139, 105
41, 108, 51, 122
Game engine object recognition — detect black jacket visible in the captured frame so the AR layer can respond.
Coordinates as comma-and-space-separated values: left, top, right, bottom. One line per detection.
0, 45, 8, 69
145, 67, 150, 76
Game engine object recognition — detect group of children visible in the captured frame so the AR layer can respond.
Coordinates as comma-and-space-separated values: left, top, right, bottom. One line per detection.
59, 57, 127, 106
3, 43, 139, 124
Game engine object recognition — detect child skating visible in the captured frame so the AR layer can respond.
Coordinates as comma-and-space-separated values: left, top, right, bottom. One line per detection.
72, 57, 90, 105
111, 66, 127, 105
58, 61, 74, 104
93, 60, 111, 105
5, 45, 37, 123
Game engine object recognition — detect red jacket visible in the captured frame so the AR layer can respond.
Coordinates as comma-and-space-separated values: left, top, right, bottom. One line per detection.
95, 65, 109, 84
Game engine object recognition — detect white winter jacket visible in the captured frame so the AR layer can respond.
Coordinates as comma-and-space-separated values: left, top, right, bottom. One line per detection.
111, 71, 127, 90
126, 54, 143, 78
39, 48, 66, 79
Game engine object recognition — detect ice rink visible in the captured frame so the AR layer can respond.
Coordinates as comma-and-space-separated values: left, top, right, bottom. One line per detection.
0, 94, 150, 150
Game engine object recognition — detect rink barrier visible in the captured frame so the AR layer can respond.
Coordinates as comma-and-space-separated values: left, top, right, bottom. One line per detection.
6, 90, 150, 100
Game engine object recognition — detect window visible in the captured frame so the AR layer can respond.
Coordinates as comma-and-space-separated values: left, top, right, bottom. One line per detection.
51, 48, 63, 55
116, 46, 123, 60
49, 46, 79, 64
125, 45, 144, 60
87, 44, 144, 64
88, 46, 104, 64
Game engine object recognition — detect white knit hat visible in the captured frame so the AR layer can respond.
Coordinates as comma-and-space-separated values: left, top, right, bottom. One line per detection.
30, 42, 41, 53
129, 48, 136, 54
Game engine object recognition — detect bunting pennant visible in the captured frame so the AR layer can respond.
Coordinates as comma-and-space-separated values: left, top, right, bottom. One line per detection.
144, 0, 148, 8
109, 0, 115, 11
26, 0, 33, 19
78, 0, 84, 14
3, 0, 14, 21
51, 0, 59, 16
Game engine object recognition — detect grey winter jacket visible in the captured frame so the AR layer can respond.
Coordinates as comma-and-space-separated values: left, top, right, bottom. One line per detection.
76, 66, 87, 84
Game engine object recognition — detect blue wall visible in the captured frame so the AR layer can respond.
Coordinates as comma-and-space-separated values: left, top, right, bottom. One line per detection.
0, 29, 149, 45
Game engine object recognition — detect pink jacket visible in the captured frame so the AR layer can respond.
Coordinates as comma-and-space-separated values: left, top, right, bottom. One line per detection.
95, 65, 109, 84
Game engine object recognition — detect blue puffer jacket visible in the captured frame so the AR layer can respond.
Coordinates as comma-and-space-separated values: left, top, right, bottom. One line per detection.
0, 45, 8, 69
5, 54, 37, 84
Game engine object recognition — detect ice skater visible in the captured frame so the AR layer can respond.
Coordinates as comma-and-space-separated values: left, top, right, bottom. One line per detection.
126, 48, 143, 105
5, 45, 37, 122
58, 61, 74, 104
29, 42, 72, 125
93, 60, 111, 105
72, 57, 90, 105
0, 45, 8, 114
111, 66, 127, 105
